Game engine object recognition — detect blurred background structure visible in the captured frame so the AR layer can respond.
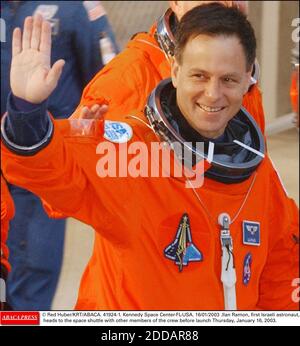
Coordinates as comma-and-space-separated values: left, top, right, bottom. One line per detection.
49, 1, 299, 309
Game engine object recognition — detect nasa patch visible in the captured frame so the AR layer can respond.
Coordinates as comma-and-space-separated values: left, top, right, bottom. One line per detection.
243, 220, 260, 246
104, 120, 133, 144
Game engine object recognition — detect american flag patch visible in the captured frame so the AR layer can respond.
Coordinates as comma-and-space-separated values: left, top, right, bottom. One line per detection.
83, 1, 106, 21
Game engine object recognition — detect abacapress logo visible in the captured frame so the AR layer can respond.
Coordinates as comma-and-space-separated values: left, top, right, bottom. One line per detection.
0, 312, 40, 325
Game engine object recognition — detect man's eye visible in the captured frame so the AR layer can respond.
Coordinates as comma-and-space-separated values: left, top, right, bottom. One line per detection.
224, 77, 236, 83
193, 74, 206, 79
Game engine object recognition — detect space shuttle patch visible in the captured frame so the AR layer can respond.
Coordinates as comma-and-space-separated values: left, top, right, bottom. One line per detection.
164, 213, 203, 272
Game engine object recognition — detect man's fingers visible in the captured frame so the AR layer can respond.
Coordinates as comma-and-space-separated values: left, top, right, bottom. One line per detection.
31, 14, 43, 50
45, 59, 65, 88
94, 105, 108, 119
79, 106, 98, 119
90, 104, 108, 119
22, 17, 33, 50
79, 107, 89, 119
12, 28, 22, 57
78, 104, 108, 120
40, 20, 52, 57
98, 105, 108, 116
91, 104, 100, 113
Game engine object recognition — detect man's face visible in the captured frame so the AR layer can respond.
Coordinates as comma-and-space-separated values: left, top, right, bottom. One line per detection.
171, 35, 252, 139
169, 1, 235, 20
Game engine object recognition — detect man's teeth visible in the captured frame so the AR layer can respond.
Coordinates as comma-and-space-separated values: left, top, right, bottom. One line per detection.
199, 104, 223, 113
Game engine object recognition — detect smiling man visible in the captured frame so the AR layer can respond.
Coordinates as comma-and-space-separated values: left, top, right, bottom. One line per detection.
1, 4, 298, 310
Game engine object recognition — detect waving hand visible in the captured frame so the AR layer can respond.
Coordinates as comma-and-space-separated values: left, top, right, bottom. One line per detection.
10, 15, 65, 104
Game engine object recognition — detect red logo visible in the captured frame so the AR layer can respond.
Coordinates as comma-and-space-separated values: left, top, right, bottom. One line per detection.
1, 312, 40, 325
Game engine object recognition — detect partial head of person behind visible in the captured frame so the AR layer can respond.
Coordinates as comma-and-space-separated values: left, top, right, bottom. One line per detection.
169, 1, 248, 20
171, 3, 256, 139
156, 1, 249, 65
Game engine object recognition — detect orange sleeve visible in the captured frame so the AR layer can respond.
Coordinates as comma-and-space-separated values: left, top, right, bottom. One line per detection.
1, 117, 139, 246
1, 121, 103, 230
242, 84, 265, 134
257, 167, 299, 310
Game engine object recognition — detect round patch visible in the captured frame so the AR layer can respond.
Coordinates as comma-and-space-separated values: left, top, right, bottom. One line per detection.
104, 120, 133, 144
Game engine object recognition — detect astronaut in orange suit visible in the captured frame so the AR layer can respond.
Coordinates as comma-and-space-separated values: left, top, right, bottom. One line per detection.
73, 1, 265, 133
1, 4, 299, 310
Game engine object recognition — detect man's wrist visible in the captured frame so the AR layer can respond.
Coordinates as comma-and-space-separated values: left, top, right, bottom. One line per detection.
12, 94, 45, 112
1, 92, 54, 156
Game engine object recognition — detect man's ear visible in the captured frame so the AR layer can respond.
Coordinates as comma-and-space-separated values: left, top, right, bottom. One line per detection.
171, 57, 180, 88
243, 68, 253, 94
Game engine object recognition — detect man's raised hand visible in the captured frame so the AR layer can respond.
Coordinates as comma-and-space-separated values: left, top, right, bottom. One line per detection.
10, 15, 65, 104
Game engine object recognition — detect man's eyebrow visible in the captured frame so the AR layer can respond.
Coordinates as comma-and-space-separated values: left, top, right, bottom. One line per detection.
222, 73, 241, 79
188, 69, 241, 79
189, 69, 209, 74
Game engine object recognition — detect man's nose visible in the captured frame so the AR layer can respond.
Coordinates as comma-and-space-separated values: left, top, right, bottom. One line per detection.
204, 79, 222, 101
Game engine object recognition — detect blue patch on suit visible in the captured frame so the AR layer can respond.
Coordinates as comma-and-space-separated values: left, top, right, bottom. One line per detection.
243, 252, 252, 285
243, 220, 260, 246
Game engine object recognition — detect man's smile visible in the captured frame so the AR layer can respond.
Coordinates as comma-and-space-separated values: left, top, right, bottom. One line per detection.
197, 103, 226, 113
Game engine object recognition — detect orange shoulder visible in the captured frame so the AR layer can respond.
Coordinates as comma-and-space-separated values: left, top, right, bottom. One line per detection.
243, 84, 265, 134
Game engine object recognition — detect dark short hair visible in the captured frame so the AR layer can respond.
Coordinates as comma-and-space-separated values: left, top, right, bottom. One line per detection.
174, 3, 256, 72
